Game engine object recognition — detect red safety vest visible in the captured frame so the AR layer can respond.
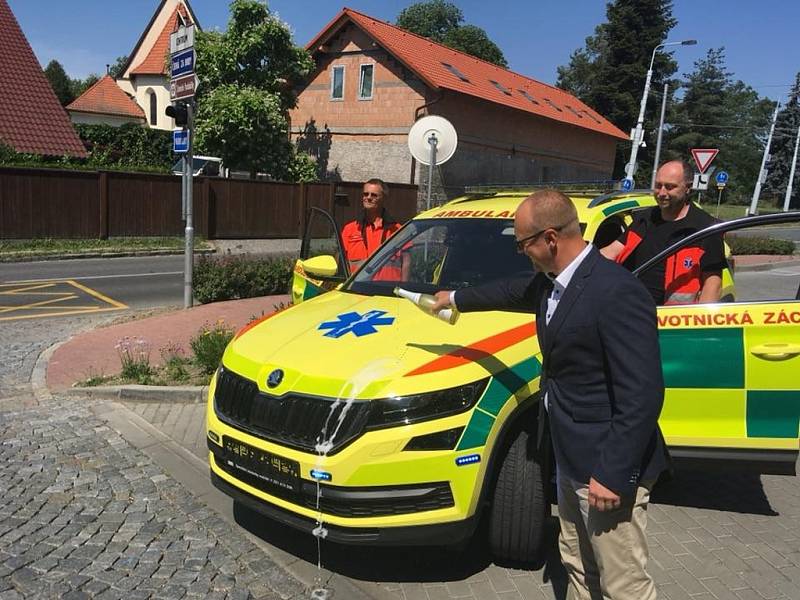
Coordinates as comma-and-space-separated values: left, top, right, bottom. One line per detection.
616, 230, 706, 304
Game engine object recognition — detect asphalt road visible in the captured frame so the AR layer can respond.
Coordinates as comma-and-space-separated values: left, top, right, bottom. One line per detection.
0, 255, 188, 310
0, 255, 797, 318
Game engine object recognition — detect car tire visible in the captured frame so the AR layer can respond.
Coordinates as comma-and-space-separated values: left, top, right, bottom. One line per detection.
488, 428, 547, 564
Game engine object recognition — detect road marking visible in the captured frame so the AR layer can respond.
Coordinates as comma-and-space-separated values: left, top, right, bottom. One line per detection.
6, 271, 182, 283
0, 280, 128, 321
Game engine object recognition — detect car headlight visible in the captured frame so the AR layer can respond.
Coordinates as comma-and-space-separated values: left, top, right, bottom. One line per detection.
367, 379, 489, 429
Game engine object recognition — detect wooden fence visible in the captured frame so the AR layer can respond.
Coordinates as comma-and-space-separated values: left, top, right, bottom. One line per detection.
0, 167, 420, 239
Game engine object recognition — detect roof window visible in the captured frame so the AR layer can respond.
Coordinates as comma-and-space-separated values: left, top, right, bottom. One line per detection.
490, 80, 512, 96
565, 105, 583, 118
518, 89, 539, 105
581, 109, 602, 124
544, 98, 563, 112
441, 62, 470, 82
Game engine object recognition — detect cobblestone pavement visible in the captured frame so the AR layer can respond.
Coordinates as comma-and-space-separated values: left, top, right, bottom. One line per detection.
0, 318, 311, 599
128, 398, 800, 600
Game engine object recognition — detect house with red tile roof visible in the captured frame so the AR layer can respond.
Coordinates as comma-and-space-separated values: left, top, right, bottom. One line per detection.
67, 0, 198, 130
290, 8, 628, 194
0, 0, 86, 157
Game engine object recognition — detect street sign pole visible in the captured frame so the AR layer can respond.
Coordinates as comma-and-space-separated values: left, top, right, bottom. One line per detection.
184, 102, 194, 309
716, 187, 723, 218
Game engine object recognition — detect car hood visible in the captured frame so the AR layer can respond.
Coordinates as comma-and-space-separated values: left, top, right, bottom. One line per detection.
222, 291, 538, 399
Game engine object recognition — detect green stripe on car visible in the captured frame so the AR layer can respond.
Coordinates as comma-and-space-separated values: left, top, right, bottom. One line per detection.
602, 200, 640, 216
747, 390, 800, 438
659, 328, 744, 388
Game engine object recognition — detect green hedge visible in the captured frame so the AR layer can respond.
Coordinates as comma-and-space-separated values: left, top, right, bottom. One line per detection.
727, 235, 795, 255
193, 254, 295, 304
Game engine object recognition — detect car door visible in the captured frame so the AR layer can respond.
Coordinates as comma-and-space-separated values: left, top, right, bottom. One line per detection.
633, 212, 800, 474
291, 207, 349, 305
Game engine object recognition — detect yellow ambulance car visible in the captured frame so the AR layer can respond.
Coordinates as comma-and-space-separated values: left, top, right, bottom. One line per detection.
207, 189, 800, 563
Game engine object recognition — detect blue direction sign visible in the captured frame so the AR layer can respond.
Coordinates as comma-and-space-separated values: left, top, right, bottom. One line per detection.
171, 48, 195, 78
621, 178, 634, 191
715, 171, 729, 185
173, 130, 189, 153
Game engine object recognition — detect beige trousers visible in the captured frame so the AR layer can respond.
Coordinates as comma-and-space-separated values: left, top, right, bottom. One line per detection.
557, 475, 656, 600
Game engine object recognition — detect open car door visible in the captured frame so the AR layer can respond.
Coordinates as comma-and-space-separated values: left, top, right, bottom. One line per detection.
291, 207, 349, 305
634, 211, 800, 475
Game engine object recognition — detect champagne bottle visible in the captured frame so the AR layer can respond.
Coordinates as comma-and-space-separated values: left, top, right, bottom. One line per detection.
393, 287, 460, 325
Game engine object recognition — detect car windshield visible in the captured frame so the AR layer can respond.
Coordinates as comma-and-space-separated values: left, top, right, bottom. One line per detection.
345, 218, 535, 297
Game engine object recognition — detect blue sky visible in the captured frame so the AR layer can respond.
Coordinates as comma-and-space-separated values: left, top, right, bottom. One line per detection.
8, 0, 798, 103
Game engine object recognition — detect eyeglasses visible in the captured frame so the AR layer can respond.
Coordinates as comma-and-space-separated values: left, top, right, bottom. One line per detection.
514, 221, 572, 253
362, 192, 381, 198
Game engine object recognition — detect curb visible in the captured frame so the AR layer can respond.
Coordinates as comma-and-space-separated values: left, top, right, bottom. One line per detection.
0, 248, 215, 263
734, 258, 800, 272
64, 384, 208, 403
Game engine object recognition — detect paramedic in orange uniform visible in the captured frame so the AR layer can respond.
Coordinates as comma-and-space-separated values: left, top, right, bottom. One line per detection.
341, 179, 410, 281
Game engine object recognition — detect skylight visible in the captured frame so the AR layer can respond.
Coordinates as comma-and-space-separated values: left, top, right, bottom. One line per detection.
565, 105, 584, 118
490, 80, 512, 96
441, 62, 470, 83
518, 89, 539, 105
544, 98, 563, 112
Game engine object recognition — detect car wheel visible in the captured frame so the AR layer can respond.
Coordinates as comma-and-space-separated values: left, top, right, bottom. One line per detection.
488, 428, 547, 564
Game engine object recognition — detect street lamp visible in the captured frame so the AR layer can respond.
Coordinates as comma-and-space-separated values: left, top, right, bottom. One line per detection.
624, 39, 697, 186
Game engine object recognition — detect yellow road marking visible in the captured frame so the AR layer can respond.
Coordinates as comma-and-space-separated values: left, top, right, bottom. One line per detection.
0, 280, 128, 321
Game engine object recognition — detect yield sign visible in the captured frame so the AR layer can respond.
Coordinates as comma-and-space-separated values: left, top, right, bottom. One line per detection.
691, 148, 719, 174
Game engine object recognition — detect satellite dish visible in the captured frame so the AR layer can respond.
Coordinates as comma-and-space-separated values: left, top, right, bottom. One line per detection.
407, 115, 458, 166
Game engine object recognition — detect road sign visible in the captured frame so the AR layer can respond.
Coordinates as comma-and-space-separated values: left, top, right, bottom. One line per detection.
171, 48, 195, 78
715, 171, 729, 185
693, 173, 710, 191
621, 178, 634, 192
691, 148, 719, 174
170, 24, 195, 54
170, 74, 199, 101
173, 130, 189, 153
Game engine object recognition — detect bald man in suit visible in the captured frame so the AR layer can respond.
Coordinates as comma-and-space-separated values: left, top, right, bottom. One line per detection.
433, 190, 669, 599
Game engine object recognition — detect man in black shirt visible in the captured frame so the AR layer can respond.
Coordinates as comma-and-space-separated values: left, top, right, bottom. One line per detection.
602, 160, 726, 305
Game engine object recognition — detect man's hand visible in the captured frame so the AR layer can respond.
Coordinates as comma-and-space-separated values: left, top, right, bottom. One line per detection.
588, 477, 621, 512
431, 291, 453, 313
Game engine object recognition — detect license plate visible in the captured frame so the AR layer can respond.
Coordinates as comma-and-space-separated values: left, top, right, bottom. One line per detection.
222, 436, 300, 493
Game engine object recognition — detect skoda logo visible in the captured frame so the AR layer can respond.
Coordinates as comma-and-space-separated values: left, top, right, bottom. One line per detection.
267, 369, 284, 388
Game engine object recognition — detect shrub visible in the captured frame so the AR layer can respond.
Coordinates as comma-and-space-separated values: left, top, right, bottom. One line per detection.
159, 341, 190, 383
191, 320, 235, 375
726, 235, 795, 255
116, 336, 154, 384
193, 254, 295, 304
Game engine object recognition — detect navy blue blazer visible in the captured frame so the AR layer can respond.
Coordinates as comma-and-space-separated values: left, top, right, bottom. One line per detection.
455, 246, 669, 495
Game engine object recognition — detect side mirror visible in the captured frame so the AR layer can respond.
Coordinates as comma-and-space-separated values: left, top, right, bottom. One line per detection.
301, 255, 338, 278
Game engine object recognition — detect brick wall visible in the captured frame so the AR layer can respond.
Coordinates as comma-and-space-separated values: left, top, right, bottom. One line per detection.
291, 24, 619, 196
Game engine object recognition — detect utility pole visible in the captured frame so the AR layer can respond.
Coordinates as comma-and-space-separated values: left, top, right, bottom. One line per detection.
651, 82, 669, 190
749, 103, 780, 215
783, 124, 800, 212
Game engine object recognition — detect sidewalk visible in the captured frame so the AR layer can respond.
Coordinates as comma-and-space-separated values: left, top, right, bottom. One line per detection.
47, 294, 289, 391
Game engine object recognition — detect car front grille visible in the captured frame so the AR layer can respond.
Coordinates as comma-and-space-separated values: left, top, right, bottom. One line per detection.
213, 367, 372, 455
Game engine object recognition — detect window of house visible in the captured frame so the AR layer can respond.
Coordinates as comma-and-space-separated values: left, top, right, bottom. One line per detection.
518, 89, 540, 105
331, 65, 345, 100
565, 105, 584, 118
490, 80, 512, 96
544, 98, 563, 112
441, 62, 470, 82
359, 64, 374, 100
149, 91, 157, 126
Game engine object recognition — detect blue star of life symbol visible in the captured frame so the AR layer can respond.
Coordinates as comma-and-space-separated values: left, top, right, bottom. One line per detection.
318, 310, 395, 338
683, 257, 693, 268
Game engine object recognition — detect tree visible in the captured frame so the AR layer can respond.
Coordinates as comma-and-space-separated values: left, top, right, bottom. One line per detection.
44, 60, 75, 105
72, 74, 100, 97
193, 0, 314, 180
556, 0, 678, 177
666, 49, 773, 202
108, 55, 129, 79
764, 73, 800, 208
396, 0, 507, 67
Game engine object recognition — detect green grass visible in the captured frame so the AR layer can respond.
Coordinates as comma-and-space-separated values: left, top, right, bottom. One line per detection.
698, 202, 784, 221
0, 236, 212, 258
